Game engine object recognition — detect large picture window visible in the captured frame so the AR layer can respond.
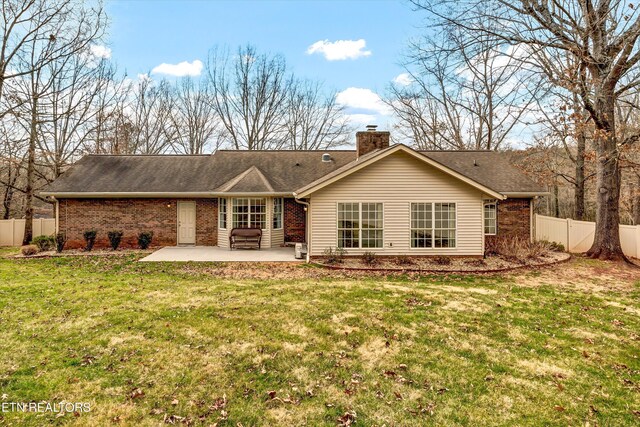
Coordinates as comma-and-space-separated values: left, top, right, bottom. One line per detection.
484, 201, 497, 235
411, 202, 456, 248
273, 198, 283, 229
338, 202, 383, 249
232, 198, 266, 229
219, 198, 227, 229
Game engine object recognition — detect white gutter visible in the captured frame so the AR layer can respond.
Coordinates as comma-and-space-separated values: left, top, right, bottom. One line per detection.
40, 191, 293, 198
502, 192, 550, 197
294, 196, 311, 263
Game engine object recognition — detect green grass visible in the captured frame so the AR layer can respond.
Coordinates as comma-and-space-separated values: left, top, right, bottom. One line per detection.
0, 253, 638, 426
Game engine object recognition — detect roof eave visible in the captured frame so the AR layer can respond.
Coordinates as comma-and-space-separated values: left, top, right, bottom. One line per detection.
40, 191, 293, 198
502, 191, 550, 197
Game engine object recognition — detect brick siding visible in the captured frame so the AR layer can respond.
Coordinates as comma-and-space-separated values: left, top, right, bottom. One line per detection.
485, 198, 531, 248
58, 198, 217, 249
284, 198, 306, 243
195, 199, 217, 246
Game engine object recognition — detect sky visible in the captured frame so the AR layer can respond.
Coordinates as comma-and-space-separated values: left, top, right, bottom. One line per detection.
103, 0, 425, 131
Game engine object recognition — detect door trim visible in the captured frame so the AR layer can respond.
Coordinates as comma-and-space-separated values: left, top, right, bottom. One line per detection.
177, 201, 197, 245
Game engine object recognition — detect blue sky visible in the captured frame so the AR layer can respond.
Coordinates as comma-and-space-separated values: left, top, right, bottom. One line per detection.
104, 0, 424, 129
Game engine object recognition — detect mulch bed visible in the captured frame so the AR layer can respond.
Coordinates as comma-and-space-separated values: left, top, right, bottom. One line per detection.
314, 251, 571, 274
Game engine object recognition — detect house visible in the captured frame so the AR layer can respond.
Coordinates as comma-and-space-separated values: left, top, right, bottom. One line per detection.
41, 127, 547, 258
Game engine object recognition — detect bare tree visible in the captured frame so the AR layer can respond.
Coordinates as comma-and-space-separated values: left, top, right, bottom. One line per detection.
5, 0, 106, 244
206, 45, 291, 150
128, 76, 175, 154
389, 26, 539, 150
285, 79, 350, 150
168, 77, 220, 154
36, 50, 118, 180
412, 0, 640, 260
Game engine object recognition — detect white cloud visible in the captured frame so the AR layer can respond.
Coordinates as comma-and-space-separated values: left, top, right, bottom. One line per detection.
90, 44, 112, 59
151, 59, 203, 77
393, 72, 413, 86
336, 87, 391, 115
306, 39, 372, 61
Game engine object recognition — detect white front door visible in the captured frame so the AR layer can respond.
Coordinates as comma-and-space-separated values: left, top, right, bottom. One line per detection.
177, 201, 196, 245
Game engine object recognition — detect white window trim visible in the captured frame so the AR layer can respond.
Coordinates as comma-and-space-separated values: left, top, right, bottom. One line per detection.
484, 200, 497, 236
272, 197, 283, 230
336, 201, 385, 249
232, 197, 267, 230
409, 201, 458, 250
218, 198, 227, 230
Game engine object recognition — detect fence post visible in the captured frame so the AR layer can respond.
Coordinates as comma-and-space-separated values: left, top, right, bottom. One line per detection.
566, 218, 572, 252
11, 219, 15, 246
636, 225, 640, 260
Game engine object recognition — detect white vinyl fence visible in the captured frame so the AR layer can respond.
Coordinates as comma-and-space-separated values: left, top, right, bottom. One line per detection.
535, 214, 640, 259
0, 218, 56, 246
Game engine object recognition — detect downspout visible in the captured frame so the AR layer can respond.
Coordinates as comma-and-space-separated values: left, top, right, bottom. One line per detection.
293, 196, 310, 263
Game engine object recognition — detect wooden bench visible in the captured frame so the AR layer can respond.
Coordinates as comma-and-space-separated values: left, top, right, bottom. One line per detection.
229, 228, 262, 250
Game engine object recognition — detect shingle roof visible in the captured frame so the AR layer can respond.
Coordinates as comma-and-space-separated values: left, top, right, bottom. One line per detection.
41, 146, 546, 196
421, 150, 545, 194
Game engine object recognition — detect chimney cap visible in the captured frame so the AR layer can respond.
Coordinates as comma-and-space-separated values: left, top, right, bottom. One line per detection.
366, 124, 378, 132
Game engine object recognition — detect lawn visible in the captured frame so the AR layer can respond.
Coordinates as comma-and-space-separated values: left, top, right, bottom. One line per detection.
0, 250, 638, 426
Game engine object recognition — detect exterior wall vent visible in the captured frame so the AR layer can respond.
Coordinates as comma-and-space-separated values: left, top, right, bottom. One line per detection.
322, 153, 332, 162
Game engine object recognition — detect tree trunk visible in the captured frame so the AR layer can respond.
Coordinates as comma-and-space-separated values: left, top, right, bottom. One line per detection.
574, 126, 586, 220
2, 185, 13, 220
586, 91, 625, 261
633, 174, 640, 226
22, 98, 37, 246
553, 180, 560, 218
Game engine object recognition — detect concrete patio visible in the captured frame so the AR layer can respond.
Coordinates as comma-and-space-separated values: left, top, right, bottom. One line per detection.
139, 246, 300, 262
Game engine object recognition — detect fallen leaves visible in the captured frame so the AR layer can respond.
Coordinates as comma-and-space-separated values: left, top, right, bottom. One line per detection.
337, 410, 357, 426
128, 388, 145, 400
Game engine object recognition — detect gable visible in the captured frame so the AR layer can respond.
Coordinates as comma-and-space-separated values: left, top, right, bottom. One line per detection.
295, 145, 505, 199
309, 150, 494, 200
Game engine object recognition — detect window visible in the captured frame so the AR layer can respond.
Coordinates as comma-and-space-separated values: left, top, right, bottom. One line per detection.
273, 198, 283, 229
232, 198, 266, 229
434, 203, 456, 248
411, 203, 432, 248
484, 201, 497, 235
411, 202, 457, 248
338, 202, 383, 249
219, 198, 227, 229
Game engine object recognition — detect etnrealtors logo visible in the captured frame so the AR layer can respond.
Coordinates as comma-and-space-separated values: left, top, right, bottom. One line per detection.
1, 401, 91, 413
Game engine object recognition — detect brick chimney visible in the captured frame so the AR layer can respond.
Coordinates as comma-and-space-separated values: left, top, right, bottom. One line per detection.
356, 125, 390, 157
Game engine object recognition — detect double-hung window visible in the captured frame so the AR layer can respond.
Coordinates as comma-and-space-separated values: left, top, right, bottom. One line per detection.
273, 198, 283, 229
232, 198, 266, 229
337, 202, 383, 249
410, 202, 456, 248
218, 198, 227, 229
484, 201, 497, 235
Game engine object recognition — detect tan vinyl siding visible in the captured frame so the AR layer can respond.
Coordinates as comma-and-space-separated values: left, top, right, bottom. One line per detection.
309, 151, 486, 256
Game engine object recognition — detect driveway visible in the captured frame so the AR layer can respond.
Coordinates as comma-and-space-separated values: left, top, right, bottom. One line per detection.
139, 246, 300, 262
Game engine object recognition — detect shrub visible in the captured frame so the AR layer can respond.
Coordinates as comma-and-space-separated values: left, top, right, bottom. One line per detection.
485, 236, 551, 262
83, 230, 97, 251
323, 247, 346, 264
21, 245, 38, 256
361, 251, 378, 266
55, 232, 67, 253
543, 240, 565, 252
31, 235, 55, 252
432, 256, 452, 265
393, 255, 415, 266
137, 231, 154, 249
107, 230, 124, 250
